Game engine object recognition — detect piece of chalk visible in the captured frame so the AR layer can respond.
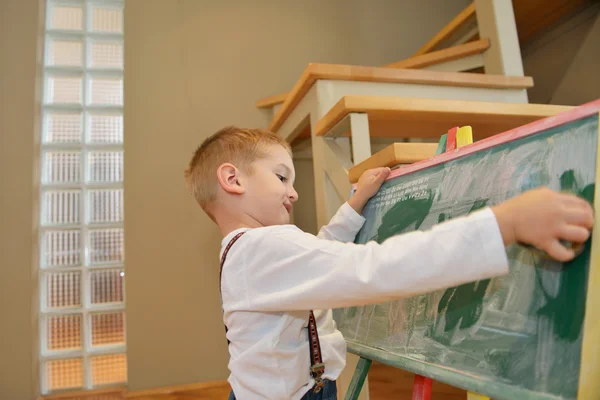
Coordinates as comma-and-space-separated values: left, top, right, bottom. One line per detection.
456, 126, 473, 148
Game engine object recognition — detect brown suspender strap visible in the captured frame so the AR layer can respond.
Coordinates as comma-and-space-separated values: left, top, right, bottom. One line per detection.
308, 310, 325, 392
219, 232, 245, 345
219, 231, 326, 393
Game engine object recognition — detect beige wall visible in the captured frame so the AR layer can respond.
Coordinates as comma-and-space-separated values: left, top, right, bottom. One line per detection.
550, 11, 600, 105
523, 5, 600, 104
124, 0, 470, 391
0, 1, 44, 399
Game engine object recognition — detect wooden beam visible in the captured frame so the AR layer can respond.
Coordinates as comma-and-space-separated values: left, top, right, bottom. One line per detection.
255, 92, 289, 109
269, 64, 534, 133
385, 39, 489, 70
314, 95, 571, 139
413, 3, 477, 56
348, 143, 438, 183
256, 39, 490, 112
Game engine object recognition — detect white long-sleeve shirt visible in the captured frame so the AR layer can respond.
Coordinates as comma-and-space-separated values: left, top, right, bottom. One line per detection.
219, 202, 509, 400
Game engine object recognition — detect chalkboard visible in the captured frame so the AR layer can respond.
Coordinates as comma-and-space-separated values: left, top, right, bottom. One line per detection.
333, 111, 600, 399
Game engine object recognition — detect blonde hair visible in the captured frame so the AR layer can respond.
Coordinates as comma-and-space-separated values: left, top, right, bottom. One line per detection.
184, 126, 291, 210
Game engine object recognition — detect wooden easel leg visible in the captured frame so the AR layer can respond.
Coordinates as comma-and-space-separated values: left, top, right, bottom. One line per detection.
344, 357, 372, 400
412, 375, 432, 400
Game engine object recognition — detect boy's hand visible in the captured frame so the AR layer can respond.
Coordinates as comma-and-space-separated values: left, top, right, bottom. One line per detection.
348, 167, 391, 214
492, 187, 594, 262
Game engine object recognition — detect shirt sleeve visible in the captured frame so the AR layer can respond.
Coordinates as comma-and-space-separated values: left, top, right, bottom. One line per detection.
316, 202, 366, 242
242, 207, 509, 312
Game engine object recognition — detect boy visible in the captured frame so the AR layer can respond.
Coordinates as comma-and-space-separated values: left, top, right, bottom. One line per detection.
185, 127, 593, 400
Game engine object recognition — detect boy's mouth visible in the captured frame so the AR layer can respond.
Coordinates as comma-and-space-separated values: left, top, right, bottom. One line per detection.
284, 203, 292, 213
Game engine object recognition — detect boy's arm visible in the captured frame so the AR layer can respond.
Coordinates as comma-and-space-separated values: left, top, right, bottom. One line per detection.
316, 167, 389, 243
243, 207, 509, 312
315, 202, 365, 242
240, 187, 593, 312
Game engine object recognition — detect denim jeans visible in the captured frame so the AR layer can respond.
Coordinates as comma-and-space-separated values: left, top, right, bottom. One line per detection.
228, 379, 337, 400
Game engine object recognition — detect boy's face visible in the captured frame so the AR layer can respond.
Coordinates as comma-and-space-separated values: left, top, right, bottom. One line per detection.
242, 144, 298, 226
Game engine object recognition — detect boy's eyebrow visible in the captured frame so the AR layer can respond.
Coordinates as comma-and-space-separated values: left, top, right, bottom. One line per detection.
277, 163, 293, 174
277, 163, 295, 180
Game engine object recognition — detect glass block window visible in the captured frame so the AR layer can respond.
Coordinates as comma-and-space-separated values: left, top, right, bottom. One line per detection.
45, 112, 83, 143
46, 38, 83, 67
40, 0, 125, 394
89, 40, 123, 69
91, 312, 125, 347
47, 314, 82, 351
91, 354, 127, 385
46, 358, 84, 391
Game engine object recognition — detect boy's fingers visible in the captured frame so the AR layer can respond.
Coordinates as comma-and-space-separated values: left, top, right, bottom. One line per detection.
376, 168, 390, 181
563, 194, 591, 208
565, 207, 595, 229
559, 225, 591, 243
564, 195, 595, 215
545, 240, 575, 262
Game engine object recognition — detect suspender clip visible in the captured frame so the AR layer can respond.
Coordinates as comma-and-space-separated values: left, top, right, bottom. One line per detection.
311, 363, 325, 393
310, 363, 325, 378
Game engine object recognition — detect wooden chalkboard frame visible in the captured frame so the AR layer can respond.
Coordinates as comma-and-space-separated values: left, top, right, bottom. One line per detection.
345, 99, 600, 399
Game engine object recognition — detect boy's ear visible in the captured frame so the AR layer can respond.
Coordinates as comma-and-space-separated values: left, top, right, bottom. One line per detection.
216, 163, 245, 195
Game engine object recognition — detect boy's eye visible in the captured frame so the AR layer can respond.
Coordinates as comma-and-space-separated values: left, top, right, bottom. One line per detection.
277, 174, 287, 183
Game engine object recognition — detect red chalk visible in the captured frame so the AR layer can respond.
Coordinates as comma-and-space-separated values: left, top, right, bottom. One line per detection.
446, 126, 458, 152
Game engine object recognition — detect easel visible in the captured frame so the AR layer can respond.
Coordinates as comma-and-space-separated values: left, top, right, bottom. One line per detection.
344, 125, 491, 400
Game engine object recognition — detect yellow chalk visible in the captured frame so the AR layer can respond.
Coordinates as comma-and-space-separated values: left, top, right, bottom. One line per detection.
457, 126, 473, 148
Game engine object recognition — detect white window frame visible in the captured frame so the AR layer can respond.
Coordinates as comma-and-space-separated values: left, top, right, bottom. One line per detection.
39, 0, 126, 394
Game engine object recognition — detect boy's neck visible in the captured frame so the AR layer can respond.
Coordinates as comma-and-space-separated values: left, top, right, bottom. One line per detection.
215, 212, 263, 237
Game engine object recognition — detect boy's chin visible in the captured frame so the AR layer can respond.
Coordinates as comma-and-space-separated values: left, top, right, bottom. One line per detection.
278, 214, 291, 225
261, 214, 290, 226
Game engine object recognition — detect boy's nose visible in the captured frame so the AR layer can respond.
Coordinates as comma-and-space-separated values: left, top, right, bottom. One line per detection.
289, 188, 299, 203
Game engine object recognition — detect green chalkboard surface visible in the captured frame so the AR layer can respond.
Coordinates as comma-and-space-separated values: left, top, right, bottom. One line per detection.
334, 115, 599, 399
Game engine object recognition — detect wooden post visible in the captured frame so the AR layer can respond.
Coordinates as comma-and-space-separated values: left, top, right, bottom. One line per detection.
349, 113, 372, 164
314, 112, 373, 400
474, 0, 527, 97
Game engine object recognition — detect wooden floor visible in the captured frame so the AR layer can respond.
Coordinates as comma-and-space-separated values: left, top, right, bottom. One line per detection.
127, 384, 231, 400
41, 362, 466, 400
369, 361, 465, 400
